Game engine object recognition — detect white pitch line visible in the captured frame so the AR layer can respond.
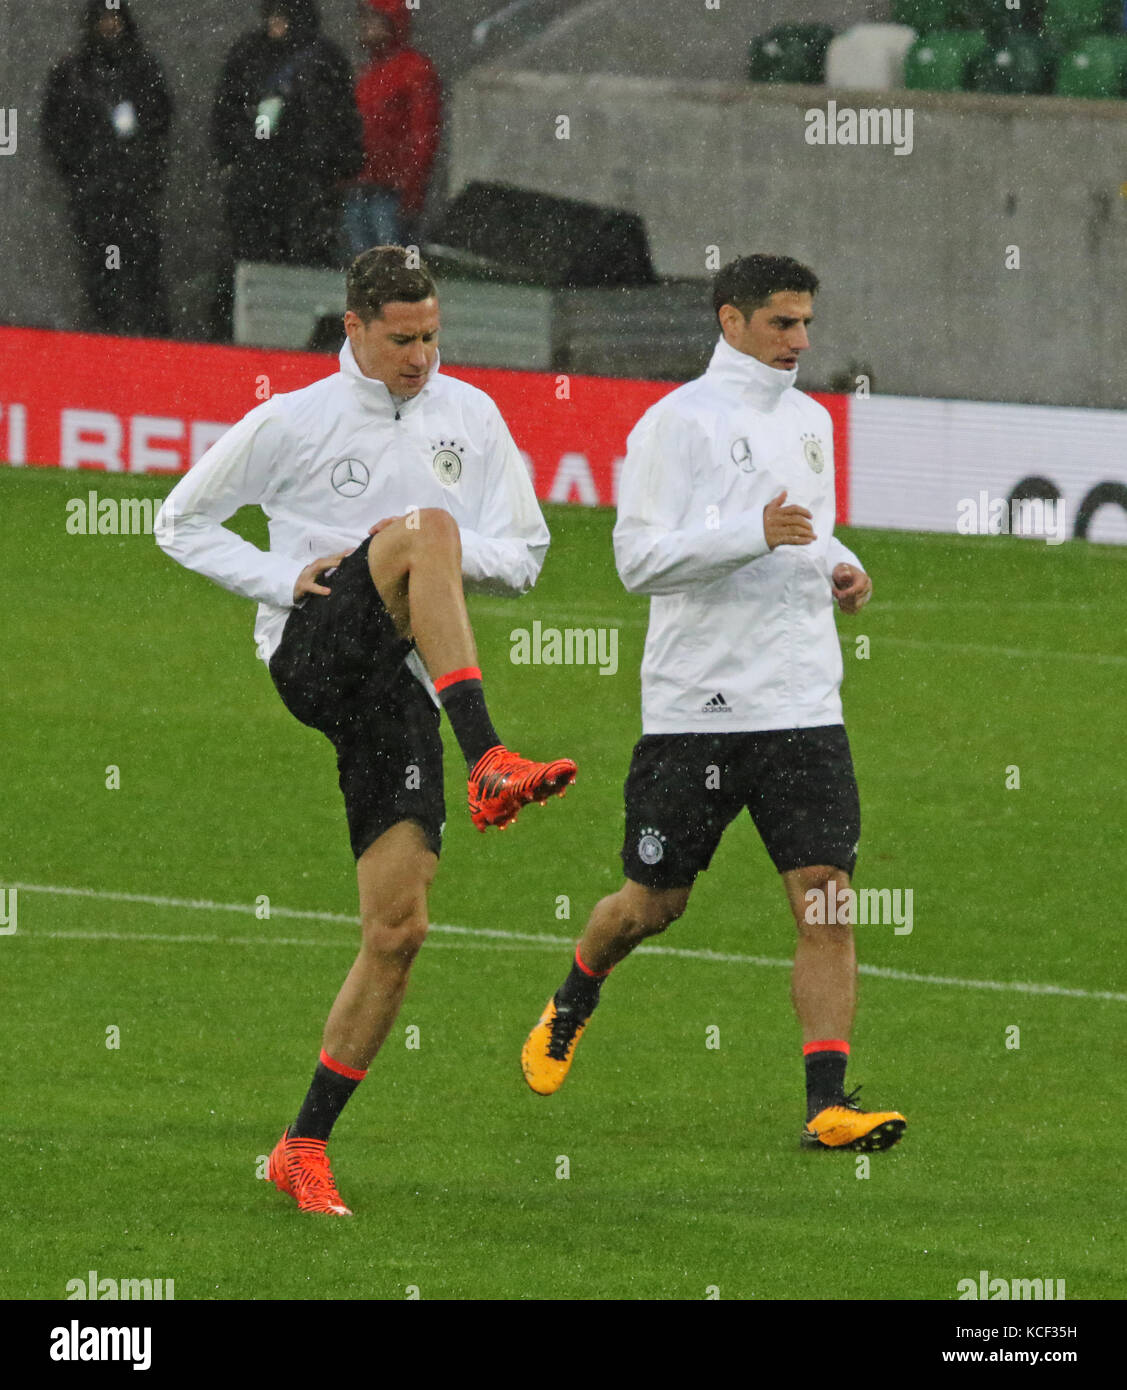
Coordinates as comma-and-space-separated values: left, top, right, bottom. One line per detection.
7, 881, 1125, 1004
870, 636, 1127, 668
33, 929, 572, 955
475, 607, 1127, 667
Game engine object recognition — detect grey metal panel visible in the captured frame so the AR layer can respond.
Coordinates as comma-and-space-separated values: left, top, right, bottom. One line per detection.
435, 279, 555, 370
556, 282, 715, 379
234, 263, 345, 349
232, 267, 716, 378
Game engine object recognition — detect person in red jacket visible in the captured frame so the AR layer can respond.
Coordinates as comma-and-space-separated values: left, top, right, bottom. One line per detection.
345, 0, 441, 256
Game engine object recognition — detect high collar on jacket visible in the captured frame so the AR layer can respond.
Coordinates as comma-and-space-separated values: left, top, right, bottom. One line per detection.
705, 335, 797, 413
338, 336, 439, 414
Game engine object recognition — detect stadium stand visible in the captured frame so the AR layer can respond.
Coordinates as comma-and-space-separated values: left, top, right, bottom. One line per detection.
745, 0, 1127, 96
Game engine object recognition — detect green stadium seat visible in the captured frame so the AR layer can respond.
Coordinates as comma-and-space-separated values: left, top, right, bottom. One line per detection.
969, 34, 1055, 93
1054, 34, 1127, 95
959, 0, 1043, 42
904, 30, 991, 89
894, 0, 1019, 33
891, 0, 955, 33
1041, 0, 1121, 45
748, 23, 835, 84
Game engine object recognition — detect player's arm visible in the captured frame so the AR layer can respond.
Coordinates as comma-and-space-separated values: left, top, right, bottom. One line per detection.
154, 407, 307, 609
614, 410, 808, 595
827, 535, 871, 613
455, 405, 550, 596
802, 402, 869, 613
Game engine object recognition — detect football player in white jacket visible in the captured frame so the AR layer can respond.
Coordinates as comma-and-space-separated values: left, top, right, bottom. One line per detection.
157, 247, 575, 1214
521, 255, 906, 1153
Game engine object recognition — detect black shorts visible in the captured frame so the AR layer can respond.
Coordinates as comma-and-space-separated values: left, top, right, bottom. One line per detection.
268, 537, 445, 861
620, 725, 860, 889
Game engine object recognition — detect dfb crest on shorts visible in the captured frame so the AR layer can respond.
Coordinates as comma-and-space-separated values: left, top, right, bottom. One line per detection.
802, 434, 825, 474
432, 439, 464, 485
637, 827, 667, 866
331, 458, 370, 497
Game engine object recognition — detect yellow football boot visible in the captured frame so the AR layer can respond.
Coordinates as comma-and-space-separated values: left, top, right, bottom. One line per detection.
521, 996, 589, 1095
801, 1087, 906, 1152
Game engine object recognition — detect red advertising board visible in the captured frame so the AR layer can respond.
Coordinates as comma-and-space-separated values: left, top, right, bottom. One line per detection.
0, 326, 850, 517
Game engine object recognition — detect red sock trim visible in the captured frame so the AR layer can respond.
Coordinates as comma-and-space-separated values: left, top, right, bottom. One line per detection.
434, 666, 482, 694
319, 1047, 368, 1081
802, 1039, 850, 1056
575, 947, 612, 979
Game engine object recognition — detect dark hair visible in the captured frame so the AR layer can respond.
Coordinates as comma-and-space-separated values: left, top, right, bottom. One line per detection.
712, 255, 819, 321
346, 246, 437, 322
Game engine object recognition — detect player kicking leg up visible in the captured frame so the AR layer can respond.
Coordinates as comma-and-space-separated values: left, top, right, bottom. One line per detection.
362, 506, 576, 830
155, 246, 576, 1214
268, 509, 575, 1214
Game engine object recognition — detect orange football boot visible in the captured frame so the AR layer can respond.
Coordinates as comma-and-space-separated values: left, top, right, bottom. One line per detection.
268, 1129, 353, 1215
801, 1087, 906, 1152
468, 744, 577, 831
521, 996, 589, 1095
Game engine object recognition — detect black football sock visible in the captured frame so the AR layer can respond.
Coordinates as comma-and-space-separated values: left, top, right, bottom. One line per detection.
554, 947, 613, 1017
803, 1040, 850, 1121
434, 666, 502, 770
289, 1049, 367, 1142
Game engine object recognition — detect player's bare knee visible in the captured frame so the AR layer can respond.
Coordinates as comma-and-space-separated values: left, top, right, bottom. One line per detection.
792, 865, 854, 941
791, 864, 843, 895
411, 507, 461, 555
360, 904, 429, 964
617, 885, 688, 941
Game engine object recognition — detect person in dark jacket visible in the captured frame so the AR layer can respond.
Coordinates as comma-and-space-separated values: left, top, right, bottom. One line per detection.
42, 0, 172, 336
212, 0, 363, 272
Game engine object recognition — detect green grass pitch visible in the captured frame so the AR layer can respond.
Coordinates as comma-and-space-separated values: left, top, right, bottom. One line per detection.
1, 465, 1123, 1301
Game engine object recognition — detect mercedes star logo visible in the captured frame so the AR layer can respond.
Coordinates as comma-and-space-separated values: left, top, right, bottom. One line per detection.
331, 458, 370, 497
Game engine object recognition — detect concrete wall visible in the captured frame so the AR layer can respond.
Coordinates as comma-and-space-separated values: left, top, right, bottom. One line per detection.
450, 71, 1127, 408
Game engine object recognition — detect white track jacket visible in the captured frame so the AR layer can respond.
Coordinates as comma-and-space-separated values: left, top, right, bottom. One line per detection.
156, 341, 550, 672
613, 337, 864, 734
